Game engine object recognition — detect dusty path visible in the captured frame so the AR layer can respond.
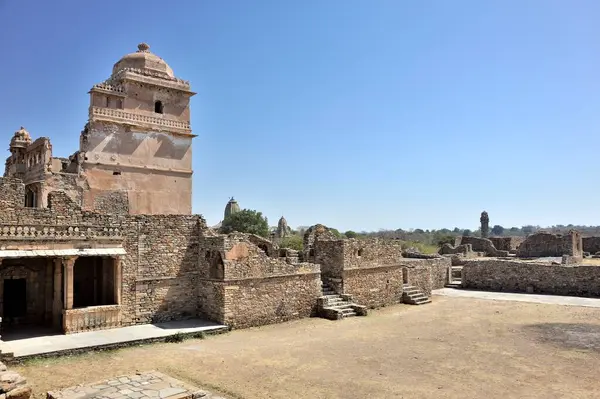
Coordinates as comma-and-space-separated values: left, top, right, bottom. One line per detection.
17, 297, 600, 399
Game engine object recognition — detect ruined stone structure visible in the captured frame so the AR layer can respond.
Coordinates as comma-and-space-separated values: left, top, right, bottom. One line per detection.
488, 236, 524, 252
0, 43, 452, 339
458, 236, 509, 257
582, 236, 600, 254
462, 259, 600, 297
4, 43, 195, 215
480, 211, 489, 238
516, 230, 583, 258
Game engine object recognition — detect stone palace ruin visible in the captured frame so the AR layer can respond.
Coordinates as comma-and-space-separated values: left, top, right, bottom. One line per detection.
0, 44, 449, 338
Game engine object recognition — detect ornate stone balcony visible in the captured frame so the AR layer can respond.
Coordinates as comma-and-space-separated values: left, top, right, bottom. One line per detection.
63, 305, 122, 334
90, 106, 192, 132
0, 225, 122, 240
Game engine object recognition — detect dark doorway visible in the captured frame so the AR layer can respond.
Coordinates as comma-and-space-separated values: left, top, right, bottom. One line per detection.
4, 278, 27, 319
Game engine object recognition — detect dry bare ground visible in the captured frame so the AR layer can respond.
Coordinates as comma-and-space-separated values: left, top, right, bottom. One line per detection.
16, 296, 600, 399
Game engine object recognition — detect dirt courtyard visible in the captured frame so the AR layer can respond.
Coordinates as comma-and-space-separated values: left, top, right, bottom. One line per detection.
16, 296, 600, 399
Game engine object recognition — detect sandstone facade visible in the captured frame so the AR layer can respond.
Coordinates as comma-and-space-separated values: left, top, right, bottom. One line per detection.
4, 43, 195, 216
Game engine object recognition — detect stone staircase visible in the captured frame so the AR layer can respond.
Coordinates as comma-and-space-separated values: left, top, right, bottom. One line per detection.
317, 282, 368, 320
402, 284, 432, 305
446, 266, 463, 288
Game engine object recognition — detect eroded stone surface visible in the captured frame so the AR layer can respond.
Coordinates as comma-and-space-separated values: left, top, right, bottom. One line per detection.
47, 371, 221, 399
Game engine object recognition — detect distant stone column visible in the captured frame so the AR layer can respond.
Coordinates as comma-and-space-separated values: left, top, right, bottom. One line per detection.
63, 256, 78, 310
480, 211, 489, 238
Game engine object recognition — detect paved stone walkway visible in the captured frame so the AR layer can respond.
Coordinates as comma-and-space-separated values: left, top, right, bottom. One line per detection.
0, 319, 227, 359
47, 371, 224, 399
434, 288, 600, 308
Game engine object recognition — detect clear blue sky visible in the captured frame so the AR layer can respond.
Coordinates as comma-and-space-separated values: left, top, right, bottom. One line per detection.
2, 1, 600, 232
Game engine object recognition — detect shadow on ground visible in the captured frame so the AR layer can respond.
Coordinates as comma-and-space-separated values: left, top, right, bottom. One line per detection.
523, 323, 600, 352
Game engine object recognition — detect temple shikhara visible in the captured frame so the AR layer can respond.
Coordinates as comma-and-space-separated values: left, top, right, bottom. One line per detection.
0, 43, 447, 339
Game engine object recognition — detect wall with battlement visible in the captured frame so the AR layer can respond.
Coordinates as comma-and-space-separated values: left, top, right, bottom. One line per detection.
462, 259, 600, 297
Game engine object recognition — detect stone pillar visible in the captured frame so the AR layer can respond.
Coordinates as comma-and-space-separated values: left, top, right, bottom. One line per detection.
63, 256, 78, 310
113, 256, 122, 305
52, 258, 63, 329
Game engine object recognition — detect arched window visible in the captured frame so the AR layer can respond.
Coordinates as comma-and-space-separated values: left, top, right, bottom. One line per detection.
154, 101, 164, 114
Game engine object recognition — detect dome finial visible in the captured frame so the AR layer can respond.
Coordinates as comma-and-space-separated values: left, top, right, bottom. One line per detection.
137, 43, 150, 52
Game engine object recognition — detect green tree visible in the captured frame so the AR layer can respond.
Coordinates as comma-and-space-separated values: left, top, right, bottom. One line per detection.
436, 235, 455, 247
462, 229, 472, 237
329, 228, 343, 238
491, 225, 504, 236
344, 230, 358, 239
280, 235, 303, 251
220, 209, 270, 237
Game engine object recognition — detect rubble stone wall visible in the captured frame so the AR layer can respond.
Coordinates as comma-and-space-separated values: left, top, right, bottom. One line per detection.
516, 231, 582, 258
489, 236, 524, 251
462, 259, 600, 297
582, 236, 600, 254
221, 273, 321, 329
342, 265, 403, 308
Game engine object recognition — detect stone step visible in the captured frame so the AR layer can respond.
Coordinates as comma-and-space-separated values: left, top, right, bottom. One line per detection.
451, 266, 464, 270
323, 294, 340, 299
343, 312, 357, 318
403, 289, 420, 295
445, 284, 461, 289
407, 294, 427, 301
412, 299, 431, 305
330, 304, 353, 311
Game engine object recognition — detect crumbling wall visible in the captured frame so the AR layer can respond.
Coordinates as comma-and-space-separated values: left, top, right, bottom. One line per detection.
439, 243, 473, 255
462, 259, 600, 297
459, 236, 509, 257
516, 231, 583, 258
489, 236, 524, 252
197, 232, 322, 328
582, 236, 600, 254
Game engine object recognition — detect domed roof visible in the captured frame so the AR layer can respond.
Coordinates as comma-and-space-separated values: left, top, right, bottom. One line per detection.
10, 126, 32, 148
112, 43, 174, 78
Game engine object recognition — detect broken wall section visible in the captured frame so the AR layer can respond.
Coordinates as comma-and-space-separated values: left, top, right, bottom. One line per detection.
197, 232, 321, 329
516, 231, 583, 258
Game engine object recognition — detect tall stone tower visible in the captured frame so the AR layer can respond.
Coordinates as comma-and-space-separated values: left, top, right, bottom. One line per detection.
80, 43, 196, 214
480, 211, 489, 238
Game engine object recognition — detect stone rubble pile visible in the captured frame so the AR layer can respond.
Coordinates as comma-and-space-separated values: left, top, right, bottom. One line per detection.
0, 361, 31, 399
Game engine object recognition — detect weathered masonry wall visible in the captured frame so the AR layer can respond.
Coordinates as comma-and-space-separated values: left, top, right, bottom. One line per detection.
516, 231, 583, 258
0, 177, 207, 332
582, 236, 600, 254
343, 265, 403, 308
489, 236, 524, 252
197, 233, 322, 329
401, 258, 451, 296
462, 259, 600, 297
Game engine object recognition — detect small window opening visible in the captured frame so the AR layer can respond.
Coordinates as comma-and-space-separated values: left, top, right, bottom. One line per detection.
357, 248, 364, 257
113, 171, 121, 176
154, 101, 164, 114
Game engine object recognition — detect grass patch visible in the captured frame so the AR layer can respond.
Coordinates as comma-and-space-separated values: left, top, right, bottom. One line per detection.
165, 332, 186, 343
